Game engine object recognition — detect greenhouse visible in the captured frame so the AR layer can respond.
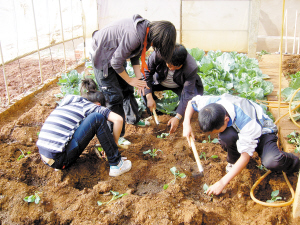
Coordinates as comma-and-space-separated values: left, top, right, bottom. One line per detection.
1, 0, 300, 224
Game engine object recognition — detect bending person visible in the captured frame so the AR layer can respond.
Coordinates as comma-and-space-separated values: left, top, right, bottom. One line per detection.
37, 78, 131, 177
143, 44, 203, 133
183, 93, 300, 195
91, 14, 176, 139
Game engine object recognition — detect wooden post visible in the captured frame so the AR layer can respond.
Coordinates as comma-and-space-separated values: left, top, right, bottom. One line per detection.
293, 171, 300, 217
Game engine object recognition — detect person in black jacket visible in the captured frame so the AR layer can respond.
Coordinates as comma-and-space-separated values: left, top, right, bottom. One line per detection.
143, 44, 203, 133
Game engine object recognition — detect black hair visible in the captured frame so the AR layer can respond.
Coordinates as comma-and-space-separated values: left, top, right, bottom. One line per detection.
198, 103, 227, 132
148, 20, 176, 63
170, 44, 187, 67
80, 78, 106, 106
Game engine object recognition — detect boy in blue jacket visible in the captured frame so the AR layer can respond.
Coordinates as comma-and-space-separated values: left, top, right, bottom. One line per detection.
183, 93, 300, 195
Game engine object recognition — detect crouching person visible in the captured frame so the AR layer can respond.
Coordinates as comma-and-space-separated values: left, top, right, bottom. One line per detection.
37, 78, 132, 177
183, 93, 300, 195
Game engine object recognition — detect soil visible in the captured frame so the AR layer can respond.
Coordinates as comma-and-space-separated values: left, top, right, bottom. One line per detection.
0, 56, 300, 224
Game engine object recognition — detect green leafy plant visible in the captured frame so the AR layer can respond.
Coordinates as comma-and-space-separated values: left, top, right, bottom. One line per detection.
202, 135, 219, 144
189, 48, 273, 103
17, 149, 31, 161
199, 152, 218, 161
163, 167, 186, 190
257, 164, 268, 171
287, 131, 300, 153
266, 190, 282, 203
24, 192, 41, 204
156, 90, 179, 115
97, 190, 128, 206
157, 133, 169, 139
143, 148, 163, 158
203, 183, 213, 200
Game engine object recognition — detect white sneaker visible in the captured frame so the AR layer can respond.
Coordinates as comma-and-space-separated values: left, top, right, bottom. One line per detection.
226, 163, 233, 173
118, 137, 131, 146
109, 158, 132, 177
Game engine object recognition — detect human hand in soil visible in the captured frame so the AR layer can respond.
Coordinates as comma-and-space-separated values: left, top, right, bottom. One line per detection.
206, 180, 226, 196
146, 93, 156, 112
168, 117, 179, 134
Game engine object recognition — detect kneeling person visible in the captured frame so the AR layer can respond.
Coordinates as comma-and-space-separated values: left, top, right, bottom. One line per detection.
37, 78, 131, 177
144, 44, 203, 133
183, 93, 300, 196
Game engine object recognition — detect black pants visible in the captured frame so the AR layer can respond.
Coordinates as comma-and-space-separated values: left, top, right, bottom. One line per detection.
219, 127, 300, 173
93, 65, 140, 136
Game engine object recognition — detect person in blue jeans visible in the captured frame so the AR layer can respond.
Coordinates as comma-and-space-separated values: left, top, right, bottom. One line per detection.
183, 93, 300, 196
37, 78, 131, 177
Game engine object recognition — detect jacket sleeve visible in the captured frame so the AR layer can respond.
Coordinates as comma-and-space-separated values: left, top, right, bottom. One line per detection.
176, 56, 199, 116
144, 51, 157, 95
111, 33, 141, 74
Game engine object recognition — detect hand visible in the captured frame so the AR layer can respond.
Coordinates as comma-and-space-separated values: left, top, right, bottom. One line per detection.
128, 77, 147, 89
146, 95, 156, 112
182, 122, 194, 147
168, 117, 179, 134
137, 86, 147, 96
206, 180, 226, 196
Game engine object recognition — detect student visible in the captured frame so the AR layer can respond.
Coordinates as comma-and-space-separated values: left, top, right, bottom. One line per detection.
91, 14, 176, 139
183, 93, 300, 195
37, 78, 132, 177
143, 44, 203, 133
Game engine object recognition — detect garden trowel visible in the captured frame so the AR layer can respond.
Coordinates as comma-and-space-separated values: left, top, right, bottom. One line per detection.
190, 137, 204, 177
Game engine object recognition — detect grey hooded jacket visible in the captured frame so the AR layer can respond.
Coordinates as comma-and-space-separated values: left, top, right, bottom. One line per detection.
91, 14, 150, 77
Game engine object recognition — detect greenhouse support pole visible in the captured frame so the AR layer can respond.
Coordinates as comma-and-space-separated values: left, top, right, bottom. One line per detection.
285, 9, 288, 54
31, 0, 43, 83
58, 0, 67, 71
248, 0, 261, 58
179, 0, 182, 44
278, 0, 285, 118
293, 10, 298, 54
0, 42, 10, 105
81, 0, 87, 59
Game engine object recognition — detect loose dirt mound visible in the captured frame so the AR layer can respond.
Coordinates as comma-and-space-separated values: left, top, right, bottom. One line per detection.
0, 83, 300, 224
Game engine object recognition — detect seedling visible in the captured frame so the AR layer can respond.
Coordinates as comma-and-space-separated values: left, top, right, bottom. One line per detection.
17, 149, 31, 161
203, 183, 214, 201
199, 152, 218, 161
97, 190, 128, 206
157, 133, 169, 139
202, 135, 219, 144
266, 190, 282, 203
257, 164, 268, 171
163, 167, 186, 190
24, 192, 41, 204
287, 131, 300, 153
143, 148, 163, 158
95, 146, 107, 161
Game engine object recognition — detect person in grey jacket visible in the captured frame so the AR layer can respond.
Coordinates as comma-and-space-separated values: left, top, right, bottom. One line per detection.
144, 44, 203, 133
91, 14, 176, 137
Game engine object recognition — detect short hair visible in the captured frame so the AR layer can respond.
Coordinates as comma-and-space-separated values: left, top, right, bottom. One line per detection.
148, 21, 176, 63
80, 78, 106, 106
198, 103, 227, 132
171, 44, 187, 66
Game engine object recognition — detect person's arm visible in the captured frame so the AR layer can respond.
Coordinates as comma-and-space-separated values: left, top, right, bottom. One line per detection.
206, 152, 250, 196
107, 111, 123, 145
182, 100, 195, 146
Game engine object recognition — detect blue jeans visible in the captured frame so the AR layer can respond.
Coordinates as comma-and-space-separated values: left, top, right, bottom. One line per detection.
219, 126, 300, 173
50, 112, 121, 169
